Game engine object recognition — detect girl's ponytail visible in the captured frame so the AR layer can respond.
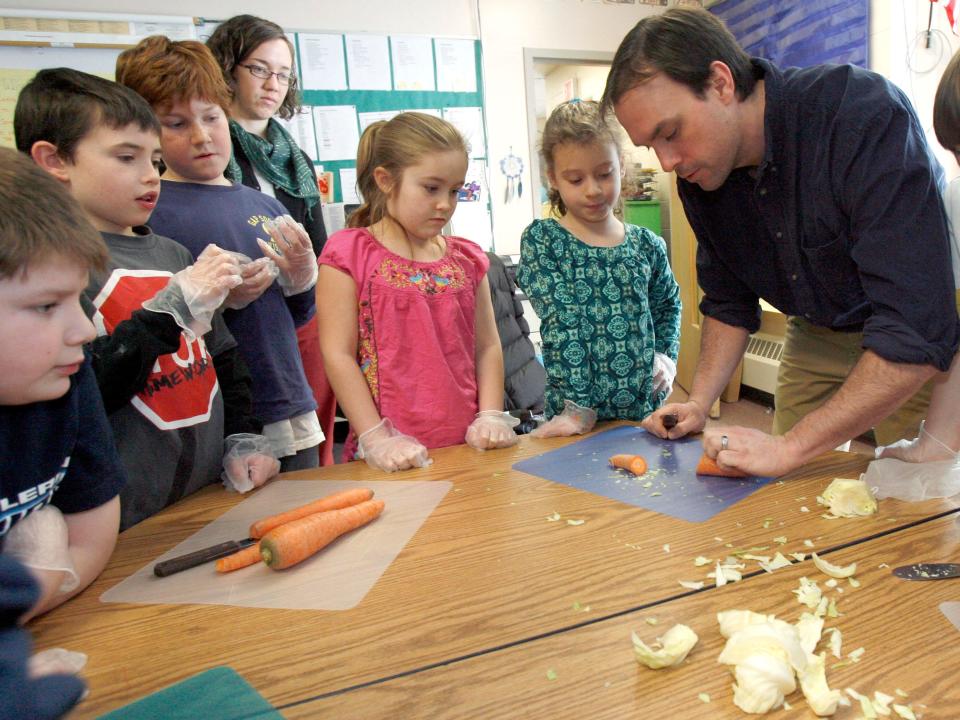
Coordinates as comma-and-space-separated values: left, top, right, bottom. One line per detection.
348, 121, 387, 228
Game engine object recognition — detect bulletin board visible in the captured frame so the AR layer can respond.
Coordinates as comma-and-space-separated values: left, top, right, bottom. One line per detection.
0, 9, 493, 247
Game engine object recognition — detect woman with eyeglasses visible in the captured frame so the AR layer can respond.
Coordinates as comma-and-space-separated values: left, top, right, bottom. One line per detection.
208, 15, 338, 466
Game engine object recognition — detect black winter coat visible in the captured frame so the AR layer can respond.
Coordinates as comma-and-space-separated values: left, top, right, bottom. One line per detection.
486, 252, 545, 414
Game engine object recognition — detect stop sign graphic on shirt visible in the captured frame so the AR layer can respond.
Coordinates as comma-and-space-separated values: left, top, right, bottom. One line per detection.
91, 269, 219, 430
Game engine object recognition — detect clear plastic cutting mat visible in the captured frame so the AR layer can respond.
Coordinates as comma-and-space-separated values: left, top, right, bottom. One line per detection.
101, 479, 451, 611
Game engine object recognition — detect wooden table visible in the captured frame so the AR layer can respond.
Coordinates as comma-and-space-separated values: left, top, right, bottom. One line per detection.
297, 513, 960, 719
30, 424, 960, 717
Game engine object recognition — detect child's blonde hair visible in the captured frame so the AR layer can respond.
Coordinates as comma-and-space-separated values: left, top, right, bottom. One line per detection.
348, 112, 468, 228
541, 100, 623, 216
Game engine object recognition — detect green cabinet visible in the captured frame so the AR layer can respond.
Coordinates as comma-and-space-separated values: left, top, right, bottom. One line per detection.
623, 200, 661, 236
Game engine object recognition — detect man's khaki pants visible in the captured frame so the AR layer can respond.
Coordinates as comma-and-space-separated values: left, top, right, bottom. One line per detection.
772, 317, 935, 446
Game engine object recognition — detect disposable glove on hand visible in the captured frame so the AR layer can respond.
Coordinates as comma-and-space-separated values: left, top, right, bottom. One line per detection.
257, 215, 318, 296
29, 648, 87, 679
142, 244, 242, 337
3, 506, 78, 593
876, 420, 959, 464
221, 433, 280, 493
530, 400, 598, 439
357, 417, 432, 472
465, 410, 521, 450
651, 352, 677, 397
224, 254, 279, 310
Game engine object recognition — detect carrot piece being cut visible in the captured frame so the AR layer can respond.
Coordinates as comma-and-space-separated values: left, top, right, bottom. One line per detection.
215, 542, 261, 573
260, 498, 386, 570
696, 453, 748, 478
249, 487, 374, 539
609, 454, 648, 476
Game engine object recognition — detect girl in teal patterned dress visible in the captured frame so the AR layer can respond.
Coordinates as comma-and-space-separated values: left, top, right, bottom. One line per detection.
517, 100, 681, 436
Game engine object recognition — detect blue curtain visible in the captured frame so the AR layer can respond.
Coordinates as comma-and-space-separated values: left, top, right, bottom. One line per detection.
709, 0, 869, 68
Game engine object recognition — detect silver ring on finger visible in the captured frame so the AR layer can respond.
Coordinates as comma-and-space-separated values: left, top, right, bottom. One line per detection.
721, 434, 729, 451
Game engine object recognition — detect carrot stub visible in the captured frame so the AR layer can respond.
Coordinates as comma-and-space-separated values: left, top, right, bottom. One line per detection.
695, 453, 748, 478
609, 454, 648, 476
260, 498, 386, 570
215, 542, 262, 573
249, 487, 374, 539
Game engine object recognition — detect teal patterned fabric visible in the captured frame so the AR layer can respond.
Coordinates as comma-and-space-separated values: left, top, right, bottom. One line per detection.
517, 219, 681, 420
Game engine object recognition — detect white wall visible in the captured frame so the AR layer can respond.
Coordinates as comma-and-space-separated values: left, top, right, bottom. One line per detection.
9, 0, 956, 250
871, 0, 959, 180
0, 1, 478, 36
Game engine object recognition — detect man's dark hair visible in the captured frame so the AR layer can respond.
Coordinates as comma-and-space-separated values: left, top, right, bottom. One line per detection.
14, 67, 159, 160
602, 7, 757, 115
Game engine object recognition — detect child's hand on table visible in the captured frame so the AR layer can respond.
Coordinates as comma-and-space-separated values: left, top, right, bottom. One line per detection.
466, 410, 520, 450
221, 433, 280, 493
357, 418, 432, 472
530, 400, 597, 438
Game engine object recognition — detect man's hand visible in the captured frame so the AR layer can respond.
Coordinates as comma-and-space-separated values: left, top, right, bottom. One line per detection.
702, 426, 803, 477
641, 401, 707, 439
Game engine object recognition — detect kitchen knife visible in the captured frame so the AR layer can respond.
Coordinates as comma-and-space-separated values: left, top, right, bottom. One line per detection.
153, 538, 256, 577
892, 563, 960, 581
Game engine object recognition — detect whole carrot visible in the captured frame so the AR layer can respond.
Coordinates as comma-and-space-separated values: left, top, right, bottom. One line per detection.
260, 498, 386, 570
695, 453, 747, 478
215, 542, 261, 573
609, 454, 648, 476
249, 487, 374, 539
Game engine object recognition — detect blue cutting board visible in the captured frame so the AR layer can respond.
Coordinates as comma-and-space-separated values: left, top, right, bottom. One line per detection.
513, 425, 772, 522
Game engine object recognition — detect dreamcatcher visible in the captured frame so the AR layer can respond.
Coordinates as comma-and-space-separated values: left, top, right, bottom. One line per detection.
499, 147, 524, 203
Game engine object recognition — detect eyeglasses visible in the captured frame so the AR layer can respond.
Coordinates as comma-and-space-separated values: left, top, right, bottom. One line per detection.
237, 63, 297, 87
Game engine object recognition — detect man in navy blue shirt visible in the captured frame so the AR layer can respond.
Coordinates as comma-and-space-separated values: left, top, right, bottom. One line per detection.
602, 7, 960, 477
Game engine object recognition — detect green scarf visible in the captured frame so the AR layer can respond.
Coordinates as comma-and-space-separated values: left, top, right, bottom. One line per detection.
225, 118, 320, 213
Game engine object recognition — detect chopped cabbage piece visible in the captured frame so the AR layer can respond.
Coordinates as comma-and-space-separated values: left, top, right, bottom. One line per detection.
760, 552, 793, 573
717, 609, 773, 639
632, 624, 698, 669
798, 652, 842, 716
795, 613, 824, 655
892, 704, 917, 719
793, 577, 823, 609
731, 653, 795, 713
811, 553, 857, 578
819, 477, 878, 517
678, 580, 705, 590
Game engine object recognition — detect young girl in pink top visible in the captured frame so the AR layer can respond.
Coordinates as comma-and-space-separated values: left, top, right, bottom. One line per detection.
317, 112, 518, 471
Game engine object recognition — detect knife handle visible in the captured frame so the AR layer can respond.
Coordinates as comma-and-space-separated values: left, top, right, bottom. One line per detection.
153, 540, 248, 577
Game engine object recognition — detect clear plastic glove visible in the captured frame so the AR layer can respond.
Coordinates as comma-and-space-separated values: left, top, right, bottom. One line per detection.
256, 215, 318, 296
357, 417, 432, 472
142, 244, 242, 338
465, 410, 521, 450
864, 457, 960, 501
221, 433, 280, 493
3, 506, 78, 593
530, 400, 598, 439
224, 253, 279, 310
876, 420, 958, 464
651, 352, 677, 397
28, 648, 87, 679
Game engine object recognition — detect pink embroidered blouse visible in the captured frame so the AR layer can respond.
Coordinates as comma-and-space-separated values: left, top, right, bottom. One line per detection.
319, 228, 490, 458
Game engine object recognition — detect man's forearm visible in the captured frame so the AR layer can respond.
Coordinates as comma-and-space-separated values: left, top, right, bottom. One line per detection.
688, 316, 750, 411
783, 349, 937, 464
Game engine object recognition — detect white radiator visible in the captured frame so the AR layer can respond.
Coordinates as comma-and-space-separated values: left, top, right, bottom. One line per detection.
741, 332, 784, 394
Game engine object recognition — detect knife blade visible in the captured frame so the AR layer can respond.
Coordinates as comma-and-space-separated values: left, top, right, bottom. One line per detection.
153, 538, 256, 577
892, 563, 960, 581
